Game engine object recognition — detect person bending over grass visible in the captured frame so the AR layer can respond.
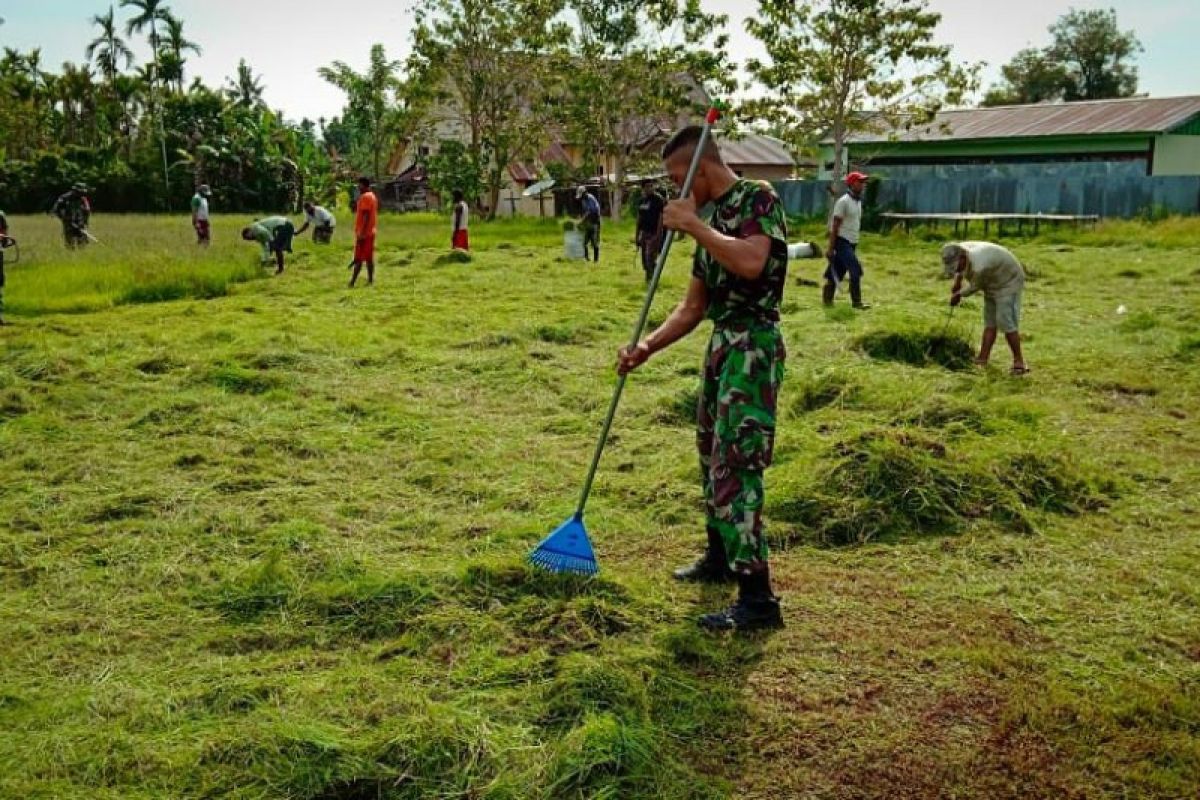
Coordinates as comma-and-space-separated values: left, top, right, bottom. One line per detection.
617, 125, 788, 632
296, 202, 336, 244
242, 216, 295, 274
942, 241, 1029, 375
349, 177, 377, 287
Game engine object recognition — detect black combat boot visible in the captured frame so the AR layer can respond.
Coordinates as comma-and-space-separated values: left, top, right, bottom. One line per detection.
698, 568, 784, 631
822, 281, 836, 306
673, 527, 736, 583
850, 280, 870, 309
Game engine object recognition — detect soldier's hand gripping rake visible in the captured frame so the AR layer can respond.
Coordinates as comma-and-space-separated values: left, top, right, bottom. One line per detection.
528, 106, 722, 576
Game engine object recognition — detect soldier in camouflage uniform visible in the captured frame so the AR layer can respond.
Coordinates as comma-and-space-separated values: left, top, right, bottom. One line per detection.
51, 183, 92, 248
618, 126, 788, 632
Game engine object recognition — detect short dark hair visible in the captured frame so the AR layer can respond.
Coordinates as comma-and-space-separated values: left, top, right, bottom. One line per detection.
661, 126, 722, 164
357, 176, 371, 189
453, 190, 464, 202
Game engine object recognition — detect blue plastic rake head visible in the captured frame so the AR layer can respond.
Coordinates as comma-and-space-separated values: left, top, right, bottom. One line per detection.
528, 513, 599, 576
527, 107, 723, 578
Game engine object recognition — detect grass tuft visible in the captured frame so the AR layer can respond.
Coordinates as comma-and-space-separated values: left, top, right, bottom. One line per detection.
210, 365, 282, 395
771, 428, 1107, 544
434, 250, 474, 266
793, 367, 860, 413
657, 385, 699, 426
857, 328, 976, 370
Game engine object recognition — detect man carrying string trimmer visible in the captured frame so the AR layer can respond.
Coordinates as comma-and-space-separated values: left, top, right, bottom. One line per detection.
52, 183, 92, 249
617, 127, 788, 632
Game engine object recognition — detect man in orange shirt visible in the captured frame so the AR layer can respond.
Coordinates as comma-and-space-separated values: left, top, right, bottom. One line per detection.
349, 176, 378, 287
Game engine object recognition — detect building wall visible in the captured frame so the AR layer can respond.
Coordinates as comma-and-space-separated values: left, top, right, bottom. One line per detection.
730, 164, 794, 182
1153, 134, 1200, 176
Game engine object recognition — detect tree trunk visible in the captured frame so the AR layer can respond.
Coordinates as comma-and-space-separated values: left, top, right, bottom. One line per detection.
611, 147, 626, 221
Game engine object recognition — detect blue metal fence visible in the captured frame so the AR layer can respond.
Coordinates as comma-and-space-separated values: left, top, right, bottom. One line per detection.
773, 161, 1200, 218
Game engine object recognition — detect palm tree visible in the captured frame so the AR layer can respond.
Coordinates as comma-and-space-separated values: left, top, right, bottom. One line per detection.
159, 15, 200, 92
120, 0, 173, 199
225, 59, 265, 108
85, 6, 134, 85
120, 0, 171, 84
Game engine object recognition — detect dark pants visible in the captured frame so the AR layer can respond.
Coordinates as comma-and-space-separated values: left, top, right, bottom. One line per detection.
823, 237, 865, 305
271, 221, 295, 254
62, 224, 88, 248
582, 219, 600, 261
313, 225, 333, 244
638, 230, 663, 280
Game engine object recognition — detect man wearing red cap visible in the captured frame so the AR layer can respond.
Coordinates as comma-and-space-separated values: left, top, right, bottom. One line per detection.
824, 171, 869, 309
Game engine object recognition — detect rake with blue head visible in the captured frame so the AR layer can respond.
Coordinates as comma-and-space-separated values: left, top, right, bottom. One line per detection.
528, 106, 723, 576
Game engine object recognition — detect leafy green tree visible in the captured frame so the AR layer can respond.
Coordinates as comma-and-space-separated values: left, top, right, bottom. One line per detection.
743, 0, 978, 182
424, 139, 485, 205
983, 10, 1140, 106
556, 0, 732, 218
1049, 7, 1141, 101
319, 44, 426, 180
981, 47, 1069, 107
410, 0, 564, 219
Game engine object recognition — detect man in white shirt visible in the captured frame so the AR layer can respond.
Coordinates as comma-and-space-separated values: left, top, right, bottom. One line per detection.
942, 241, 1029, 375
824, 171, 869, 309
295, 202, 336, 244
451, 190, 469, 250
190, 185, 212, 246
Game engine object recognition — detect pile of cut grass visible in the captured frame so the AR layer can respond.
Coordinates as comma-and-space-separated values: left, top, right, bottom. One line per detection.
194, 558, 738, 798
856, 327, 976, 370
771, 427, 1108, 544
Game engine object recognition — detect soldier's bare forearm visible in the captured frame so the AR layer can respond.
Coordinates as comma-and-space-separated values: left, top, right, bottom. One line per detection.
644, 307, 703, 356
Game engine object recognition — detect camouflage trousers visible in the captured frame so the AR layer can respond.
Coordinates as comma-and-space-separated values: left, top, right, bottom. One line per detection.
697, 323, 786, 574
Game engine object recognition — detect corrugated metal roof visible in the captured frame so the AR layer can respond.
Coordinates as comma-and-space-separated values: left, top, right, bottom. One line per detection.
717, 133, 795, 166
841, 95, 1200, 144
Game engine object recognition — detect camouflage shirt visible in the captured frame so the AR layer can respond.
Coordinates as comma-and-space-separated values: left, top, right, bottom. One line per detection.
691, 179, 788, 327
52, 192, 90, 230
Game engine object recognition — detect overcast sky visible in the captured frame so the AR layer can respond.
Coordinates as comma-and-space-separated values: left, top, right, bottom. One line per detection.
2, 0, 1197, 124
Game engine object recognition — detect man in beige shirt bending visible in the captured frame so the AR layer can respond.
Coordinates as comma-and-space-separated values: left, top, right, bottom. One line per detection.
941, 241, 1029, 375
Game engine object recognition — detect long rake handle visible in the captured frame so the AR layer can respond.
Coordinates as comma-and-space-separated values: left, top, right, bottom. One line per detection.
574, 108, 721, 517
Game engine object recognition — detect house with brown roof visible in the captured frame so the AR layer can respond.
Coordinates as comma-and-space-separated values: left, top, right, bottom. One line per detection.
820, 95, 1200, 179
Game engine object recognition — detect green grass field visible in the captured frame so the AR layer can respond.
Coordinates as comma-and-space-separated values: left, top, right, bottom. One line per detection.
1, 211, 1199, 799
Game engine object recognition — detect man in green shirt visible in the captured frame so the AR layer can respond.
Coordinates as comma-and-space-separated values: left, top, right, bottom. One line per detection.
241, 216, 295, 274
617, 126, 788, 632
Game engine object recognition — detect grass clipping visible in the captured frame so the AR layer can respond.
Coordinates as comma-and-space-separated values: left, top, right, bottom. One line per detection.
857, 327, 975, 370
772, 428, 1109, 544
